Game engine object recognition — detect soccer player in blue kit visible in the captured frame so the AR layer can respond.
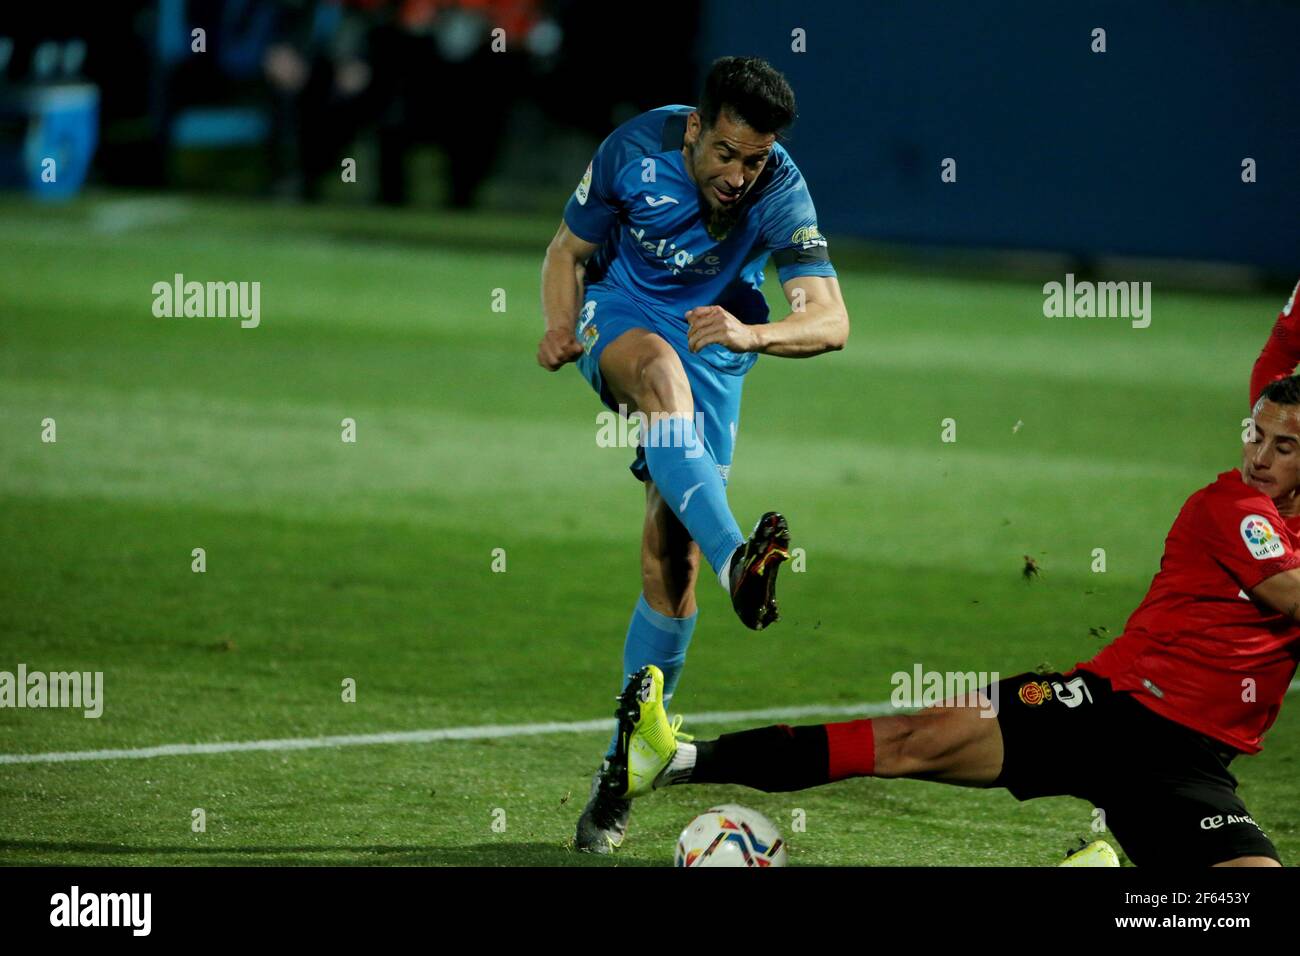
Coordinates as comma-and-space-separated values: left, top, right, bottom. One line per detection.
536, 57, 850, 852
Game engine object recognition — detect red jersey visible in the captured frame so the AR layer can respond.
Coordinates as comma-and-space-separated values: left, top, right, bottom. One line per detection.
1078, 470, 1300, 753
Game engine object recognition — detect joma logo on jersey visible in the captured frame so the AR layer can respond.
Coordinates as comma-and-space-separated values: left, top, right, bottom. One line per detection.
644, 194, 680, 207
1240, 515, 1284, 560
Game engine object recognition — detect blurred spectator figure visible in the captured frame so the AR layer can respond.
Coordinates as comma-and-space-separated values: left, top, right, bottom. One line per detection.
263, 0, 557, 208
371, 0, 551, 208
263, 0, 374, 200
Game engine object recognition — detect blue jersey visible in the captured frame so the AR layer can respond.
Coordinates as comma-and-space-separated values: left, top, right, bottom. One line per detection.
563, 105, 836, 333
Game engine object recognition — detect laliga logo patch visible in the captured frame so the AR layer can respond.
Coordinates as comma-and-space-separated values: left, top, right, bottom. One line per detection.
575, 162, 593, 206
1017, 680, 1052, 706
1240, 514, 1284, 560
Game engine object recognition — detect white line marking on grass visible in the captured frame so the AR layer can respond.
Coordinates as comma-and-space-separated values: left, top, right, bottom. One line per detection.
0, 700, 901, 766
4, 681, 1297, 766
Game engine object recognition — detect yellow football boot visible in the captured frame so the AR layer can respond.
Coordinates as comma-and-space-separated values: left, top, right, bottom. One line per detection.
604, 665, 691, 799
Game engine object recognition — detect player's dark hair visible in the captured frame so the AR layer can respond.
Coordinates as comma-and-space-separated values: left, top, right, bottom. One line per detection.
1261, 375, 1300, 406
699, 56, 796, 135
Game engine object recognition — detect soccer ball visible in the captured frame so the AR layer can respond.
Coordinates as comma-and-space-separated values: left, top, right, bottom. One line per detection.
673, 804, 788, 867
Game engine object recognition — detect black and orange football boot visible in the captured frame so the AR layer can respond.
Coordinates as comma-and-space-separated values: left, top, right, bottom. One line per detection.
728, 512, 791, 630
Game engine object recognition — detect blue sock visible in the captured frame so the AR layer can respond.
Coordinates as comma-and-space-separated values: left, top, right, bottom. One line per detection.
606, 594, 698, 759
642, 415, 744, 578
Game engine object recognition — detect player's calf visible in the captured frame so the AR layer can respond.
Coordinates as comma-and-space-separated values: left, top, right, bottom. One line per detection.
640, 482, 701, 618
655, 705, 1004, 793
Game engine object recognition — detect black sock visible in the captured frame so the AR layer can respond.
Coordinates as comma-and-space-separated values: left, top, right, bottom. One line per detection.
691, 724, 830, 792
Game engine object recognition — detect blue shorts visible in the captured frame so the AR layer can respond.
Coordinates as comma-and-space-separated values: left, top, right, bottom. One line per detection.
575, 281, 752, 484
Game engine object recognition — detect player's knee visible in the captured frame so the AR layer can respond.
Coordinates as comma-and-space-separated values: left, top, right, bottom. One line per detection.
633, 349, 691, 414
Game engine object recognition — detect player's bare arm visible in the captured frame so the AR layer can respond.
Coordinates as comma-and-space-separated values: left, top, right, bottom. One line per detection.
684, 274, 849, 357
1249, 279, 1300, 405
1249, 568, 1300, 621
537, 221, 598, 370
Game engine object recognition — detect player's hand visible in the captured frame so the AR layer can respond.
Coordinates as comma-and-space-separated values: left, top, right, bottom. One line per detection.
537, 328, 584, 370
685, 305, 761, 354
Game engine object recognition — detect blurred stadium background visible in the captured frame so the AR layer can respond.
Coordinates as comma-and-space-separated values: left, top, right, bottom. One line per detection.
0, 1, 1297, 866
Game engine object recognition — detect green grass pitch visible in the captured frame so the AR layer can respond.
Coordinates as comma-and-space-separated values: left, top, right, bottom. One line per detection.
0, 193, 1295, 866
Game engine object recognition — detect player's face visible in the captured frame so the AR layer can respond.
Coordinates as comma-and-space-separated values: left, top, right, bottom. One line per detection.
1242, 399, 1300, 506
683, 110, 775, 212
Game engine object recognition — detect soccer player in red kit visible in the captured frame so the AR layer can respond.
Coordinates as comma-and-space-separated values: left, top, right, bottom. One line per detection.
601, 282, 1300, 866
